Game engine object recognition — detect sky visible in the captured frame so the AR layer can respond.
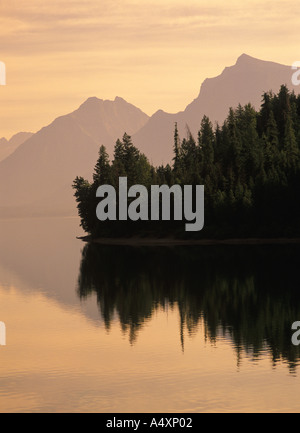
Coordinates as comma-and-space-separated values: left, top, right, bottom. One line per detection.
1, 0, 300, 139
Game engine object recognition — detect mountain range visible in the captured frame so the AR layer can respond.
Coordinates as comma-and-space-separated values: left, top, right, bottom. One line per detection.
0, 54, 299, 217
0, 132, 33, 162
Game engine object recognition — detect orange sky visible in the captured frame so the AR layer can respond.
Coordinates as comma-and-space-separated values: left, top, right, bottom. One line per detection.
1, 0, 300, 139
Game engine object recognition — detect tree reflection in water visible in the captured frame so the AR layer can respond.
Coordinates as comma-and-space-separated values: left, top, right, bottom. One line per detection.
77, 243, 300, 372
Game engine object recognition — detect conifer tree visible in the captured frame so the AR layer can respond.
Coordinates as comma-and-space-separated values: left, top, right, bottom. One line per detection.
93, 145, 111, 185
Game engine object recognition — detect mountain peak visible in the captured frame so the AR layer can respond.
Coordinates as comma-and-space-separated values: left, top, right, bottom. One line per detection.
236, 53, 257, 65
77, 97, 103, 111
81, 96, 101, 105
78, 96, 131, 111
114, 96, 126, 103
0, 132, 33, 163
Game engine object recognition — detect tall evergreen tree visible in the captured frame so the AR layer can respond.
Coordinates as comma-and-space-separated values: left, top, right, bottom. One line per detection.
93, 145, 111, 185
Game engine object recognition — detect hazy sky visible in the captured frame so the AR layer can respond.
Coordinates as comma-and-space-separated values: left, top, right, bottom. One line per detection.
1, 0, 300, 139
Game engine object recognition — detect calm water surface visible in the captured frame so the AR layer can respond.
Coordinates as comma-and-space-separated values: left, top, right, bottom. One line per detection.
0, 217, 300, 412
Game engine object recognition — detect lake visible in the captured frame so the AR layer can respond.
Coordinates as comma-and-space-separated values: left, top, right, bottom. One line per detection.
0, 217, 300, 412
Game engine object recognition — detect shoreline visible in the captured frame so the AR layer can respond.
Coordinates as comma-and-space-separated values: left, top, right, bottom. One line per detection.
76, 236, 300, 246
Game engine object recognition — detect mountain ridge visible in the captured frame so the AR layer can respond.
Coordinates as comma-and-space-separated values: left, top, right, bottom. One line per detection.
0, 132, 34, 162
0, 96, 149, 215
133, 53, 298, 163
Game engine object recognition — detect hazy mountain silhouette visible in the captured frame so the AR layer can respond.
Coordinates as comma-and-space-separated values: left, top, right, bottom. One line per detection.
0, 132, 33, 162
133, 54, 300, 164
0, 97, 149, 217
1, 54, 299, 217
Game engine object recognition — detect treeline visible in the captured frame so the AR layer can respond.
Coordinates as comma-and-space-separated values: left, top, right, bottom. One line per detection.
73, 85, 300, 238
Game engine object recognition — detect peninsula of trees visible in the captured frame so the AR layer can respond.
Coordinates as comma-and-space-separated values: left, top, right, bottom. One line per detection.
73, 85, 300, 239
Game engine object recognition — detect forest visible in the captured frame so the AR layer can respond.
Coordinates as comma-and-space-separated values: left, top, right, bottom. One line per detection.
73, 85, 300, 239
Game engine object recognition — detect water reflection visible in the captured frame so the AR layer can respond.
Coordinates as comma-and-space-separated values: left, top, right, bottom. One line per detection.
78, 243, 300, 372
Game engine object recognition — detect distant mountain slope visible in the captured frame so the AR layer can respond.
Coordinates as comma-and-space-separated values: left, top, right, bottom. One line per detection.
133, 54, 300, 164
0, 132, 33, 162
0, 97, 149, 216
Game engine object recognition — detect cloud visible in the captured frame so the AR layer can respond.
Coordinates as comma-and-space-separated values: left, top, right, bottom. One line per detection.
1, 0, 300, 138
0, 0, 298, 56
